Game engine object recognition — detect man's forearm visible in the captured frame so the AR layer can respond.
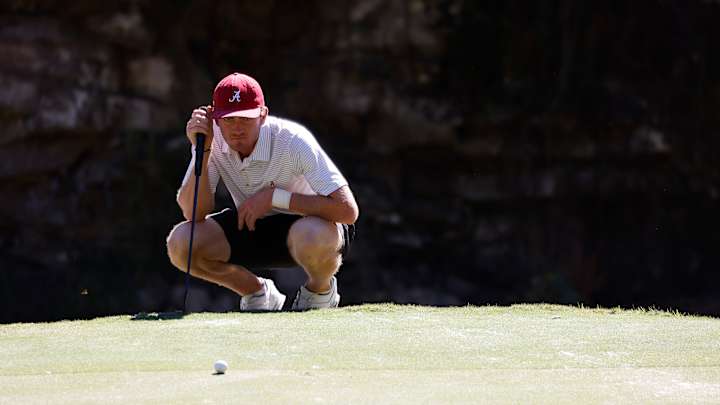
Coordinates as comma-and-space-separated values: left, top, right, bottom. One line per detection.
288, 192, 358, 225
177, 152, 215, 221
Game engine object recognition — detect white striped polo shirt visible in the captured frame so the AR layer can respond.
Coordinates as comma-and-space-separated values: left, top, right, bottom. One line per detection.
182, 115, 348, 217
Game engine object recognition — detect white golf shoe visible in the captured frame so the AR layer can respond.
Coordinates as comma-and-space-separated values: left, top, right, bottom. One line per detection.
291, 276, 340, 310
240, 278, 286, 311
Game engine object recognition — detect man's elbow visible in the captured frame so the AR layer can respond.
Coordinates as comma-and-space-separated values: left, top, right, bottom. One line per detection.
176, 196, 190, 221
180, 205, 194, 222
181, 208, 210, 223
181, 208, 194, 222
177, 196, 210, 222
342, 202, 359, 225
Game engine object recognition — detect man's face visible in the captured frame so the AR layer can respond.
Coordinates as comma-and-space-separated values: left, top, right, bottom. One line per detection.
216, 110, 267, 156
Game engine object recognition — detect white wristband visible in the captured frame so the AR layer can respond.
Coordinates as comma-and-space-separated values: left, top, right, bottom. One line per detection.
272, 188, 292, 210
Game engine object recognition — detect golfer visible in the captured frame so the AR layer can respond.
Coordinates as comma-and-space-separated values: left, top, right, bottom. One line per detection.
166, 72, 359, 311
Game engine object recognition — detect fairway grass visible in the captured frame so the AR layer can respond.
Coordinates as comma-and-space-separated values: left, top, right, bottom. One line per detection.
1, 304, 719, 404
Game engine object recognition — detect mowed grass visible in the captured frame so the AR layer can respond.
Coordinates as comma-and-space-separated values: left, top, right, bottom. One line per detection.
1, 304, 719, 404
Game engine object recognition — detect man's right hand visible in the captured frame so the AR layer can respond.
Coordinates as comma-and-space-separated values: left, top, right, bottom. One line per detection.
185, 106, 214, 148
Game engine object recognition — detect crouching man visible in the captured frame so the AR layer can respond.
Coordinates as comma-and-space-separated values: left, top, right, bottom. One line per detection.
166, 72, 358, 311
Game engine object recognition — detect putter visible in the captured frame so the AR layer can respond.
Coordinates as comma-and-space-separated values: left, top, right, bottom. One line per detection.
182, 132, 207, 313
131, 133, 206, 321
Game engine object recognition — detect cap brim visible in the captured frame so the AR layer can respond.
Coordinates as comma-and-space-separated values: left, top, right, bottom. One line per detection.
213, 107, 263, 119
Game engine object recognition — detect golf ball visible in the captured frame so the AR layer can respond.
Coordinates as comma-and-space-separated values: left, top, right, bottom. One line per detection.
214, 360, 228, 374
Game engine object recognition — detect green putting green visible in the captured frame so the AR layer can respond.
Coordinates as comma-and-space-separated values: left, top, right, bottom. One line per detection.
1, 304, 719, 404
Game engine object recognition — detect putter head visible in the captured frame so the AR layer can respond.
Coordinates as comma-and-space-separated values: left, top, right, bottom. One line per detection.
130, 310, 184, 321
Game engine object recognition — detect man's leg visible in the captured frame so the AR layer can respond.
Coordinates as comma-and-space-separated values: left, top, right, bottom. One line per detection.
166, 218, 263, 295
286, 216, 343, 293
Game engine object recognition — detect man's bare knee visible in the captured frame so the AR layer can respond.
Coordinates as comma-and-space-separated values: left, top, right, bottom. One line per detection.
287, 217, 341, 268
166, 218, 231, 271
167, 221, 192, 271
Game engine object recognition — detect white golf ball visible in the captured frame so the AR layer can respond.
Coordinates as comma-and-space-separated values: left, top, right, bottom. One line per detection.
214, 360, 228, 374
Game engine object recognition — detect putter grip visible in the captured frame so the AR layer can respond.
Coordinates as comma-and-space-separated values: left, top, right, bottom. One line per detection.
194, 133, 206, 176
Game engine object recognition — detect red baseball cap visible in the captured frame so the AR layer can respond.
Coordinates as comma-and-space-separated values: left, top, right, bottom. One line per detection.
212, 73, 265, 119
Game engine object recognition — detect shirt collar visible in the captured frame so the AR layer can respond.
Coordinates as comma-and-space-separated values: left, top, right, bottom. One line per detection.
219, 122, 271, 162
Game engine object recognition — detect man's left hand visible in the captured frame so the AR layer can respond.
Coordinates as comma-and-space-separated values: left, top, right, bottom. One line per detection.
237, 187, 274, 231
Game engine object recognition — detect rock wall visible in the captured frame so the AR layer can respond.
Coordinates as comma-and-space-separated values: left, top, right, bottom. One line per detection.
1, 0, 719, 322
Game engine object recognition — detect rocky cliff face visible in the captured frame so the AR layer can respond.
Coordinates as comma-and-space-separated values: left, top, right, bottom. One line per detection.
2, 1, 719, 322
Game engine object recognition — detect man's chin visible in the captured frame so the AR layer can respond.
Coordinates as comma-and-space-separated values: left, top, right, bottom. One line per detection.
228, 143, 251, 156
225, 139, 243, 148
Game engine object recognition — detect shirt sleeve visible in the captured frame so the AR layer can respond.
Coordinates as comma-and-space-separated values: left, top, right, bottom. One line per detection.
180, 146, 220, 193
292, 134, 348, 196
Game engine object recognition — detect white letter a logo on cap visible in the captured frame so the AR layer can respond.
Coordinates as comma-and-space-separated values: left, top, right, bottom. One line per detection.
229, 90, 241, 103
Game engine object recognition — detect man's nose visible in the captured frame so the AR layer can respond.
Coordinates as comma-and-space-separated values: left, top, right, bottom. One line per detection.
227, 119, 244, 129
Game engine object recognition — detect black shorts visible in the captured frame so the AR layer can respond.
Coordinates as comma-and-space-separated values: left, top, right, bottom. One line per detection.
208, 208, 355, 270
